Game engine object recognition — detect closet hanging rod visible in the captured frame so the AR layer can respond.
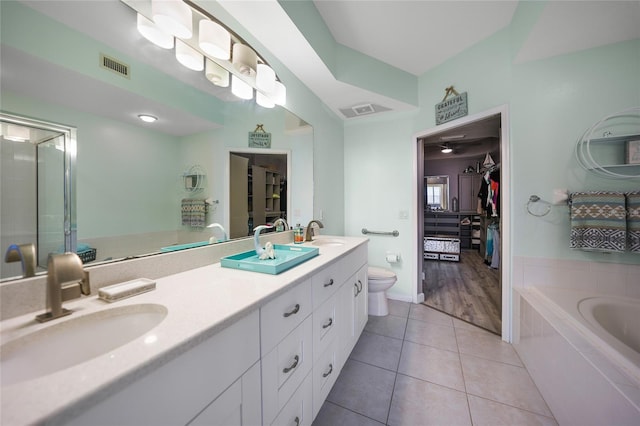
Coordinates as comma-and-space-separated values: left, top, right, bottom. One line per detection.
362, 228, 399, 237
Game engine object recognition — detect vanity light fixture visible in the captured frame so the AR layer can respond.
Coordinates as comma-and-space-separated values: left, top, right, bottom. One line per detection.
138, 114, 158, 123
232, 43, 257, 77
136, 13, 174, 49
256, 63, 276, 94
152, 0, 192, 39
175, 39, 204, 71
231, 75, 253, 100
205, 58, 229, 87
441, 143, 453, 154
199, 20, 230, 60
273, 81, 287, 106
256, 91, 275, 109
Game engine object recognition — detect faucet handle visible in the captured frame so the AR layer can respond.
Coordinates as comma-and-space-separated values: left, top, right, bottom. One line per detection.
80, 270, 91, 295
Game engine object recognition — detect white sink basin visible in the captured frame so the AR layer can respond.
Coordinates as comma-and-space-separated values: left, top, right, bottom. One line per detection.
311, 238, 345, 247
1, 303, 167, 386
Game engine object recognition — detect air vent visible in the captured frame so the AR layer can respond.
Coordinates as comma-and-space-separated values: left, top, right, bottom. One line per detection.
339, 103, 391, 119
100, 53, 130, 79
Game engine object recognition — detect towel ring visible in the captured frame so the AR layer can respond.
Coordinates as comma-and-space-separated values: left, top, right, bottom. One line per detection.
527, 195, 552, 217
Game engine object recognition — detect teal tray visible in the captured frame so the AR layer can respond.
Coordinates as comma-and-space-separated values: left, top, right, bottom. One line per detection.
221, 244, 319, 275
161, 241, 210, 252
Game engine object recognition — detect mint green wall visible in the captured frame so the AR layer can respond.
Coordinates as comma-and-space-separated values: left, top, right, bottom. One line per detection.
344, 28, 639, 299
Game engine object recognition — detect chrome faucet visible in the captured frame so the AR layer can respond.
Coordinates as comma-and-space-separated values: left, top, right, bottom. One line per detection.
305, 220, 324, 242
273, 218, 289, 232
4, 243, 36, 278
36, 253, 90, 323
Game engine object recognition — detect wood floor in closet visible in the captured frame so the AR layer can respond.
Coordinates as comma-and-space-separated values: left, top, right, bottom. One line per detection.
422, 250, 501, 335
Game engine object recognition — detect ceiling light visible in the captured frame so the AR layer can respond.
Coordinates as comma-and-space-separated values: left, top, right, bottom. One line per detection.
256, 92, 275, 108
441, 144, 453, 154
205, 58, 229, 87
199, 20, 230, 60
256, 63, 276, 94
152, 0, 193, 39
231, 75, 253, 100
138, 114, 158, 123
136, 13, 174, 49
272, 81, 286, 106
175, 39, 203, 71
232, 43, 257, 77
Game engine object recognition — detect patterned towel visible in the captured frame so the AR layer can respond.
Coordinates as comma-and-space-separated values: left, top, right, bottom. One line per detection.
627, 191, 640, 253
569, 191, 626, 252
181, 199, 206, 228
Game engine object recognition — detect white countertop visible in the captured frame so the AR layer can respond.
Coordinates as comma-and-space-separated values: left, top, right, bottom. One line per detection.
0, 236, 367, 426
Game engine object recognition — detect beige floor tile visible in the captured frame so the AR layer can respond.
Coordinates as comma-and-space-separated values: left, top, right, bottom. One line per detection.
455, 328, 523, 366
388, 374, 471, 426
404, 318, 458, 352
409, 304, 454, 327
453, 317, 495, 334
468, 395, 558, 426
364, 314, 407, 340
388, 299, 411, 318
350, 331, 403, 371
327, 359, 396, 424
398, 340, 465, 392
461, 354, 553, 417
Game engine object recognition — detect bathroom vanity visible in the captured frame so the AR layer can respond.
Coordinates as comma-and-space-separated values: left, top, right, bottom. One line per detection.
0, 236, 368, 426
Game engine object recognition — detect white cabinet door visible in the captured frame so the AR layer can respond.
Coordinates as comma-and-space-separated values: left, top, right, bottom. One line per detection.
354, 265, 368, 339
312, 341, 340, 420
312, 292, 339, 362
189, 361, 261, 426
271, 371, 313, 426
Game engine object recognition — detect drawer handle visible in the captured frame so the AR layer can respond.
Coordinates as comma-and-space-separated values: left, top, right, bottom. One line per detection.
323, 278, 334, 288
322, 363, 333, 378
322, 318, 333, 329
357, 279, 363, 293
283, 355, 300, 373
283, 304, 300, 318
353, 283, 358, 296
294, 416, 300, 426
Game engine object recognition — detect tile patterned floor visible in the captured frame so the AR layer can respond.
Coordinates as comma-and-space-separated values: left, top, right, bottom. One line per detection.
313, 301, 557, 426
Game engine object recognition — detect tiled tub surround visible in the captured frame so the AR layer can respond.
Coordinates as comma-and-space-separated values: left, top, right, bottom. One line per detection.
0, 234, 367, 425
512, 257, 640, 425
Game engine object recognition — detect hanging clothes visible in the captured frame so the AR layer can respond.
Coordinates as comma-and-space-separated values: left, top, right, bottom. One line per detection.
477, 169, 500, 217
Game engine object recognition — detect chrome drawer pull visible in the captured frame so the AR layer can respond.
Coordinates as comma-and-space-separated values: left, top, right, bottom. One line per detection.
283, 355, 300, 373
322, 363, 333, 378
323, 278, 334, 288
294, 416, 300, 426
322, 318, 333, 329
283, 303, 300, 318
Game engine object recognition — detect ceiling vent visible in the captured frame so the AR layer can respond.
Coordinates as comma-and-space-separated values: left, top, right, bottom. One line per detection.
339, 103, 391, 119
100, 53, 130, 79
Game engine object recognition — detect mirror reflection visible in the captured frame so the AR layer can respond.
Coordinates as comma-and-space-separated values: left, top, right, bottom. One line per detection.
425, 176, 449, 211
0, 1, 313, 281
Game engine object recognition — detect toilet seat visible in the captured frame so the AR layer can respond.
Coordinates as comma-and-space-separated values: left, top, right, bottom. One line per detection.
368, 266, 397, 283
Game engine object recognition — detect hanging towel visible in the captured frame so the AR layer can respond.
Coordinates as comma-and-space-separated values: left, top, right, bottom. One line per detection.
627, 191, 640, 253
181, 198, 207, 228
569, 191, 626, 252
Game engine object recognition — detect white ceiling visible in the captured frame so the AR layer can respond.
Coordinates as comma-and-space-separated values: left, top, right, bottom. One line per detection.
223, 0, 639, 119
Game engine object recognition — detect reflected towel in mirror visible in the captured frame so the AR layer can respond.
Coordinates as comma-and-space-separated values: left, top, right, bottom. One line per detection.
181, 198, 207, 228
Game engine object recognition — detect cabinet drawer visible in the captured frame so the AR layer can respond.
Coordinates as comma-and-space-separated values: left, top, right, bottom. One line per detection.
312, 245, 367, 308
262, 315, 313, 425
312, 341, 340, 420
261, 279, 312, 355
271, 371, 313, 426
312, 293, 339, 362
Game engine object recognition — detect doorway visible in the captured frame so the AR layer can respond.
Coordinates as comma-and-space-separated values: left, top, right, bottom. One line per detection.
414, 106, 511, 339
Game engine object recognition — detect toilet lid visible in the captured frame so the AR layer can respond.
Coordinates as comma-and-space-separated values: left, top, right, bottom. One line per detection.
368, 266, 396, 280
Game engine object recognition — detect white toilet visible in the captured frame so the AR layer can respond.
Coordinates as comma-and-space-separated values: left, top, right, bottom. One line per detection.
367, 266, 397, 316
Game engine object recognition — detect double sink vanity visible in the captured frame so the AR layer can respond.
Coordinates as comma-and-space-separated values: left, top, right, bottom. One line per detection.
0, 234, 369, 425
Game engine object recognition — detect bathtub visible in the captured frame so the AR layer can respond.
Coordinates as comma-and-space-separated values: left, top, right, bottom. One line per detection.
514, 287, 640, 425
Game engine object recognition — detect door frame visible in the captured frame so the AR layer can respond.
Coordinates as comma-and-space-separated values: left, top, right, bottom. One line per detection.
412, 105, 512, 341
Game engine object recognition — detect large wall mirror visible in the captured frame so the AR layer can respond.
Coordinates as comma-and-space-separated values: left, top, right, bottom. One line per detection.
0, 1, 313, 281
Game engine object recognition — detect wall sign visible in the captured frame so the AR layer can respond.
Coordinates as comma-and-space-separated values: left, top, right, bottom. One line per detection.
248, 124, 271, 148
435, 86, 468, 125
